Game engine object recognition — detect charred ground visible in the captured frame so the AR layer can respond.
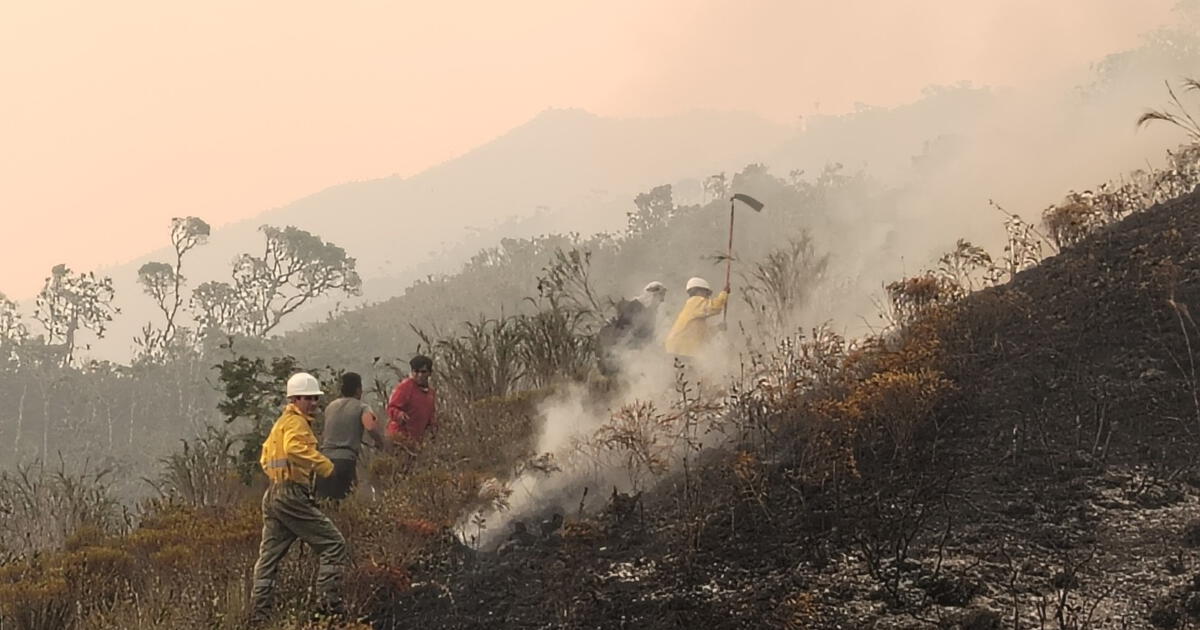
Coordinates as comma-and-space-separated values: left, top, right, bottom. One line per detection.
375, 188, 1200, 629
3, 171, 1198, 630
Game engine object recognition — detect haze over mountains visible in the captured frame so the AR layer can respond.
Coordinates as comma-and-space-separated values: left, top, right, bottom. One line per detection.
83, 108, 791, 360
80, 96, 991, 362
54, 12, 1197, 363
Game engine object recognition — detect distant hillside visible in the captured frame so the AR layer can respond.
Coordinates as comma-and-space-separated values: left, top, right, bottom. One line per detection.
378, 180, 1200, 630
84, 109, 791, 361
84, 92, 1017, 363
82, 45, 1192, 364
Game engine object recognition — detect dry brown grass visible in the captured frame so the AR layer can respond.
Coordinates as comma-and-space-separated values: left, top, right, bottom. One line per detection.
0, 388, 551, 628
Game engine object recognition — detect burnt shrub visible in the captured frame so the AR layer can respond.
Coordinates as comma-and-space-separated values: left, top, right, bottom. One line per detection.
1183, 520, 1200, 547
951, 608, 1003, 630
918, 572, 979, 607
1151, 595, 1183, 628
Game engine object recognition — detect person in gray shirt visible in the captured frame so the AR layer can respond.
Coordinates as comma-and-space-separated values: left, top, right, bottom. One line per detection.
316, 372, 385, 500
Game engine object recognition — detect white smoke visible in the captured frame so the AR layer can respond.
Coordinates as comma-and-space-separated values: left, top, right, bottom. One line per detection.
460, 321, 746, 549
458, 8, 1200, 549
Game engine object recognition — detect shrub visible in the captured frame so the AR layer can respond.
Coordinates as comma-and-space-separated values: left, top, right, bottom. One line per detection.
1151, 595, 1183, 628
146, 425, 242, 507
885, 274, 957, 328
0, 575, 71, 630
1183, 519, 1200, 547
591, 401, 677, 492
0, 459, 124, 558
953, 608, 1003, 630
774, 591, 819, 629
345, 560, 412, 610
741, 234, 830, 336
414, 315, 525, 404
515, 306, 594, 388
768, 302, 953, 485
846, 368, 954, 460
1043, 200, 1105, 249
0, 539, 140, 629
413, 246, 602, 403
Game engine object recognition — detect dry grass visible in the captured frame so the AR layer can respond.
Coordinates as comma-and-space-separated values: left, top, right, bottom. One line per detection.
0, 460, 126, 559
591, 401, 677, 492
0, 388, 547, 629
1137, 78, 1200, 142
145, 425, 245, 508
741, 234, 830, 336
8, 130, 1200, 628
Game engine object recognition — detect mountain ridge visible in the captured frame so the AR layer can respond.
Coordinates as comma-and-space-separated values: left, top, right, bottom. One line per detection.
74, 107, 793, 360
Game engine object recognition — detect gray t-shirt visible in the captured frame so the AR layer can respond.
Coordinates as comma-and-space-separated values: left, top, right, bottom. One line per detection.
320, 397, 373, 461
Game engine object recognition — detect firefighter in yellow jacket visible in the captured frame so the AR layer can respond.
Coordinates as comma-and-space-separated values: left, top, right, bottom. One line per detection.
664, 277, 729, 358
249, 372, 348, 624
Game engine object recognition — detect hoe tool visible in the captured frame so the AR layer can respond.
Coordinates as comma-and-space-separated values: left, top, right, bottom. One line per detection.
723, 193, 765, 324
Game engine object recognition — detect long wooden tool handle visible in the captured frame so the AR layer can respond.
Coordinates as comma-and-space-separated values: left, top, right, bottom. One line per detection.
723, 199, 735, 323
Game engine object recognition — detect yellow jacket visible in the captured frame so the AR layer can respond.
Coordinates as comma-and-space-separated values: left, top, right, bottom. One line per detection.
259, 403, 334, 488
664, 291, 729, 357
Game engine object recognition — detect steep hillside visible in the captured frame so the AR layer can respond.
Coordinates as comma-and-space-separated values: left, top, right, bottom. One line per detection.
3, 153, 1196, 630
373, 187, 1200, 629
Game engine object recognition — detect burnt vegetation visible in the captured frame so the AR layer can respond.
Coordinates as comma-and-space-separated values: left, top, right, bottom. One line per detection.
2, 82, 1200, 629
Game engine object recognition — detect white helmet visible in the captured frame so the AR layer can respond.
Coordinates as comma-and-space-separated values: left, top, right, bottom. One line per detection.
643, 281, 666, 294
685, 277, 711, 292
285, 372, 323, 397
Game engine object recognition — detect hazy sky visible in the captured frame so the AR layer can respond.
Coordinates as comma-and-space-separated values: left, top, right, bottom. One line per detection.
0, 0, 1177, 298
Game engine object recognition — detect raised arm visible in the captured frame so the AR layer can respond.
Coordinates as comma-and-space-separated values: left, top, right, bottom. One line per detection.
697, 290, 729, 318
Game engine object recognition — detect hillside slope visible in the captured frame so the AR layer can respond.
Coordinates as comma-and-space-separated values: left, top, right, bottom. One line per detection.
85, 109, 789, 361
376, 187, 1200, 629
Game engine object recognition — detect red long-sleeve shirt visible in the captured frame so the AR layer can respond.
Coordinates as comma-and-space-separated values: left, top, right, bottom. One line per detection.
386, 377, 437, 441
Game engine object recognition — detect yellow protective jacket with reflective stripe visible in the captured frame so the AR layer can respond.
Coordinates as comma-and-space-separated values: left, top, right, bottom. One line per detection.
259, 404, 334, 488
664, 291, 729, 357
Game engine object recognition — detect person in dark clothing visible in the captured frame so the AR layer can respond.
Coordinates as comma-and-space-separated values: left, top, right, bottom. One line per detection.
315, 372, 385, 500
597, 281, 667, 375
623, 281, 666, 347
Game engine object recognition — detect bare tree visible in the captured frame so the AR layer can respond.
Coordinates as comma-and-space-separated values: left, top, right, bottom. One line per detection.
191, 225, 361, 338
136, 216, 210, 360
33, 265, 119, 366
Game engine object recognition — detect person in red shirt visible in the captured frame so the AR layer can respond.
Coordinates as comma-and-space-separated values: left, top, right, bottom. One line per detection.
386, 355, 437, 443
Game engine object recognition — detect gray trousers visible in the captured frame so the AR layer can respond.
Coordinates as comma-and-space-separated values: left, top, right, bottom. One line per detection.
250, 481, 348, 620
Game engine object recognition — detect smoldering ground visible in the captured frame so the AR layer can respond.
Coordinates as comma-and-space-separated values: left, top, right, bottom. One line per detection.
457, 301, 797, 550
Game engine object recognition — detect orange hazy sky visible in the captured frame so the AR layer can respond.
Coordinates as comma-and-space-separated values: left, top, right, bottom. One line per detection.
0, 0, 1177, 298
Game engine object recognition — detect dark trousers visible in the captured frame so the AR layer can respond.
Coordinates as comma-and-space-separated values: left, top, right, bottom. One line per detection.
250, 482, 348, 621
314, 458, 357, 501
